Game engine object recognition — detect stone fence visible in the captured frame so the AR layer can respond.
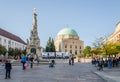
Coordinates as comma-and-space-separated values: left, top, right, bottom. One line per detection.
78, 58, 92, 63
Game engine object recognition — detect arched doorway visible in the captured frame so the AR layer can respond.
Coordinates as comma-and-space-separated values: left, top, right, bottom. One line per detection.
31, 48, 36, 54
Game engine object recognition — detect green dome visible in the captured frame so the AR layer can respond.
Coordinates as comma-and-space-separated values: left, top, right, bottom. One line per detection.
57, 28, 78, 36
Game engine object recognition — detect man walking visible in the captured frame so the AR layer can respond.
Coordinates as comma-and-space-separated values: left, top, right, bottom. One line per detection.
5, 59, 12, 79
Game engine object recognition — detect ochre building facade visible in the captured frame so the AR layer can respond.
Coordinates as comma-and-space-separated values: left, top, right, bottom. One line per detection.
107, 22, 120, 42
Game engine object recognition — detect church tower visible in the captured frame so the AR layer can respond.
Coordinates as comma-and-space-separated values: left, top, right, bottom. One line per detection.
26, 8, 41, 58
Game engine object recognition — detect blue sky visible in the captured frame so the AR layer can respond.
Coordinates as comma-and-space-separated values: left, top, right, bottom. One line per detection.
0, 0, 120, 48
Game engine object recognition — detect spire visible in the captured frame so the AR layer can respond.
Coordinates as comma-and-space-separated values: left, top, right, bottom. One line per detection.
32, 8, 37, 29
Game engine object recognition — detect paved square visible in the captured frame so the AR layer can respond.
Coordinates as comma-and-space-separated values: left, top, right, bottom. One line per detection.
0, 62, 106, 82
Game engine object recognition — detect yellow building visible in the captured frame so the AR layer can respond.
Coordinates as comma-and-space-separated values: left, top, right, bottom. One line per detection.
55, 28, 84, 55
107, 22, 120, 42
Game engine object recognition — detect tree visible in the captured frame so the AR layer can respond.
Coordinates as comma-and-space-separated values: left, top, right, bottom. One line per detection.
51, 38, 55, 52
45, 37, 56, 52
100, 35, 112, 56
115, 42, 120, 54
8, 48, 15, 56
92, 35, 120, 57
93, 37, 104, 48
8, 48, 25, 56
46, 37, 51, 52
100, 38, 120, 57
102, 42, 120, 56
91, 48, 102, 55
92, 37, 105, 56
83, 46, 91, 57
0, 44, 7, 55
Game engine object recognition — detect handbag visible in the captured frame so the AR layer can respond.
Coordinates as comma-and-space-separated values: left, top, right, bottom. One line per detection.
24, 63, 28, 67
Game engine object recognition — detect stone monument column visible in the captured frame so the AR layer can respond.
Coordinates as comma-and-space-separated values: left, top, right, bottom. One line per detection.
26, 8, 42, 58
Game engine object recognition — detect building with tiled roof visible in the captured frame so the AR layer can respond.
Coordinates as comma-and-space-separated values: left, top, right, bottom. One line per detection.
0, 28, 26, 51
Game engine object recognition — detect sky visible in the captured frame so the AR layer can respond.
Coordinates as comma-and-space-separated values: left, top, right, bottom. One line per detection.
0, 0, 120, 48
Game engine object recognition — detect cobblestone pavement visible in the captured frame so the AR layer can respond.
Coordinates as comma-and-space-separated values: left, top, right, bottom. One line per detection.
0, 62, 106, 82
0, 65, 5, 77
94, 66, 120, 82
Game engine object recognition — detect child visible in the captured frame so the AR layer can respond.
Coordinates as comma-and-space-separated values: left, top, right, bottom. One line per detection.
5, 59, 12, 79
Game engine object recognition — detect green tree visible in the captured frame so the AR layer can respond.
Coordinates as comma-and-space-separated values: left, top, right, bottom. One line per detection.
45, 37, 55, 52
8, 48, 14, 56
83, 46, 91, 57
92, 36, 120, 57
102, 42, 112, 56
102, 42, 120, 56
100, 35, 114, 56
8, 48, 24, 56
91, 48, 102, 55
115, 42, 120, 54
0, 44, 7, 55
51, 38, 55, 52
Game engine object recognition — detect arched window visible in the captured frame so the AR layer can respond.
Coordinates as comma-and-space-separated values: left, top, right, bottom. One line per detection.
75, 45, 77, 49
80, 46, 81, 49
75, 50, 77, 55
65, 44, 67, 48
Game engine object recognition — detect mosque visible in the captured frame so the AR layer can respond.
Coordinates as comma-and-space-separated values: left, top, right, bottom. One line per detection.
55, 28, 84, 55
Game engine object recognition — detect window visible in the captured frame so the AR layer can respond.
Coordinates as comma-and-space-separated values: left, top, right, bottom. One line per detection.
75, 45, 77, 49
8, 40, 11, 44
80, 46, 81, 49
75, 50, 77, 55
80, 50, 81, 54
70, 45, 72, 48
65, 44, 67, 48
8, 45, 10, 48
4, 39, 6, 43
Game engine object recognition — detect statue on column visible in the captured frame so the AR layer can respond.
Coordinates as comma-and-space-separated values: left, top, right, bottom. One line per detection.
27, 39, 29, 45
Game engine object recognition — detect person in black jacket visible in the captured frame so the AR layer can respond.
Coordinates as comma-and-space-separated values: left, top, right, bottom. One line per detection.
30, 56, 34, 68
5, 59, 12, 79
